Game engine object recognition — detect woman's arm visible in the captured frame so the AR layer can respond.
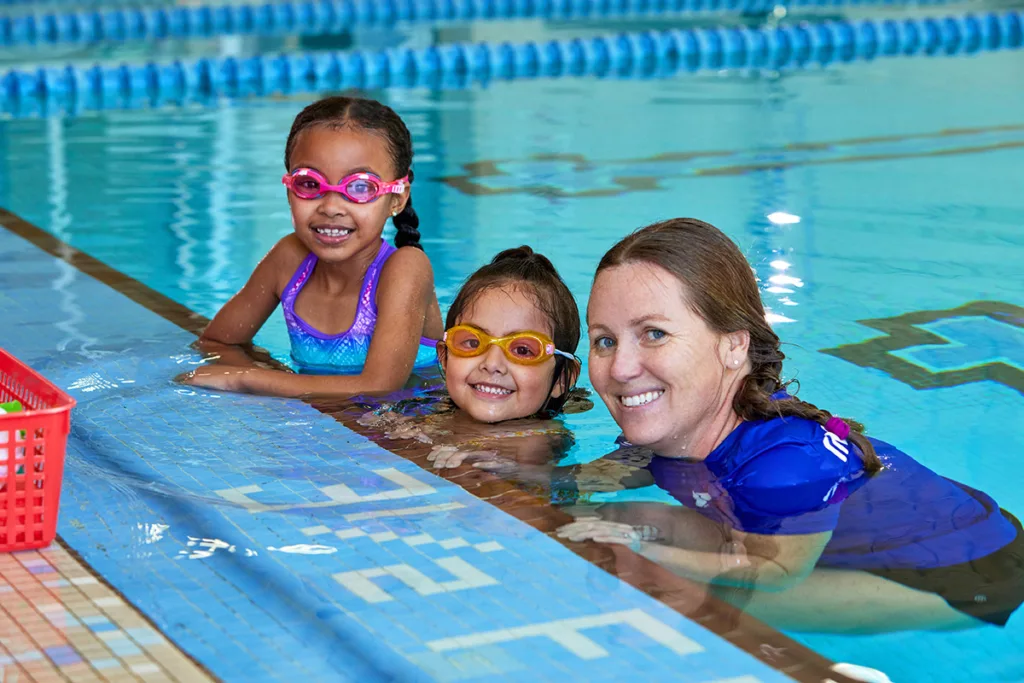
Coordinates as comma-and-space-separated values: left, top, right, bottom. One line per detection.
642, 528, 830, 591
558, 514, 830, 592
181, 247, 438, 397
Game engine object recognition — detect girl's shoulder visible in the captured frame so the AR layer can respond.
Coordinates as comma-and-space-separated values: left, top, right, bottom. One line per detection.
261, 234, 312, 294
269, 233, 311, 264
379, 244, 434, 284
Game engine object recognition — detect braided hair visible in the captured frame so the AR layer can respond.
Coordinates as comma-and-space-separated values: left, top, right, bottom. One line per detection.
284, 96, 422, 250
442, 246, 582, 417
597, 218, 882, 473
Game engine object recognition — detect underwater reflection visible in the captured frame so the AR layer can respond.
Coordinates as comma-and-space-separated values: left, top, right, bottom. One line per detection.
335, 389, 583, 478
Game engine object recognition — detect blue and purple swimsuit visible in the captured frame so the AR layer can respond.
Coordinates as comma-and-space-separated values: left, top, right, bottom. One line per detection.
281, 240, 439, 374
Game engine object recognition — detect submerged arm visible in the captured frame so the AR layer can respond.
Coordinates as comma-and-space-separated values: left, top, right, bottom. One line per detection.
560, 509, 830, 592
636, 529, 831, 591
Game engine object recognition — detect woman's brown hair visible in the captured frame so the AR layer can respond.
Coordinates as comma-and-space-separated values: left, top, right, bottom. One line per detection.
597, 218, 882, 473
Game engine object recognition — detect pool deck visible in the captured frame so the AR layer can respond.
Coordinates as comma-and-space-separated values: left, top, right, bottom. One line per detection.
0, 210, 852, 682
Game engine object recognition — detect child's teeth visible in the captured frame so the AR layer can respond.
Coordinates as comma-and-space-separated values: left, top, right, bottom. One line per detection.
317, 228, 351, 237
620, 390, 663, 407
475, 385, 512, 396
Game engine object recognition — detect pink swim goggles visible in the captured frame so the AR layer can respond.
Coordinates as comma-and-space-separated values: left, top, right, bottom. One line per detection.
282, 168, 410, 203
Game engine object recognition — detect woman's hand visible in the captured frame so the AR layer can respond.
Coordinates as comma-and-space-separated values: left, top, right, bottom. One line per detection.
556, 518, 659, 550
557, 518, 751, 571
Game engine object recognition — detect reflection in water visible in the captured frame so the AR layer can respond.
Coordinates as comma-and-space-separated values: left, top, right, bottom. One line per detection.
45, 116, 111, 361
346, 390, 580, 479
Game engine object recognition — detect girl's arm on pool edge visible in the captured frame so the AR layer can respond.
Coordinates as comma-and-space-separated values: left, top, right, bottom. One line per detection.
180, 247, 438, 397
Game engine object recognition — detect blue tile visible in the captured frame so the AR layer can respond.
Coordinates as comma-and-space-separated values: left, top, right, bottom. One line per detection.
90, 658, 121, 670
43, 646, 82, 667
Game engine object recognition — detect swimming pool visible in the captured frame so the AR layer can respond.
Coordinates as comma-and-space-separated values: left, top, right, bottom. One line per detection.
2, 2, 1023, 681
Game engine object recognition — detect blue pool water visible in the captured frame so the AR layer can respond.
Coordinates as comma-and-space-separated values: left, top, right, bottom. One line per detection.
2, 7, 1023, 681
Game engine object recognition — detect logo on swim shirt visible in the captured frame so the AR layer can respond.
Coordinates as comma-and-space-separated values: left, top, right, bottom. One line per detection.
822, 428, 850, 462
692, 491, 711, 508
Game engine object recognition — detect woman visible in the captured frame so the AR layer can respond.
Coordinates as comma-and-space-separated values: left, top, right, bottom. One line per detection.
558, 218, 1024, 634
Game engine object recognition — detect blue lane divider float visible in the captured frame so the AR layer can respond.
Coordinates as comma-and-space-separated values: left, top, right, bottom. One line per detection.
3, 10, 1021, 112
0, 0, 955, 48
0, 0, 171, 6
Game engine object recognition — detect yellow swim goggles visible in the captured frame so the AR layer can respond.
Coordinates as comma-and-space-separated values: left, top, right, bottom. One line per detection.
442, 324, 575, 366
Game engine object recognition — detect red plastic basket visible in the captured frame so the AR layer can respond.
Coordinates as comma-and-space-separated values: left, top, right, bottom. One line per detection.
0, 347, 76, 552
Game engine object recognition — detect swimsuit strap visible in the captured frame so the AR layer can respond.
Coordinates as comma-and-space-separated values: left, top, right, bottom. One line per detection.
358, 241, 441, 347
356, 240, 397, 324
281, 252, 318, 320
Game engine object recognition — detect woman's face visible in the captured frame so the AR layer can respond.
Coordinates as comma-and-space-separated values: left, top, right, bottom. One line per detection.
587, 262, 746, 457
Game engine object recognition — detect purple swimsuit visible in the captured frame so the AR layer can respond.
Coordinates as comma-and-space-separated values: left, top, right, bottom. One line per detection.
281, 240, 439, 374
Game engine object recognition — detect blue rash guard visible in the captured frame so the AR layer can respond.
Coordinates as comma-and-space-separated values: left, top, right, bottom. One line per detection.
642, 416, 1024, 625
646, 416, 1017, 570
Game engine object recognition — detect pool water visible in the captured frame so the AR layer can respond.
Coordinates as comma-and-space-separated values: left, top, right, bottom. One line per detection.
2, 10, 1023, 682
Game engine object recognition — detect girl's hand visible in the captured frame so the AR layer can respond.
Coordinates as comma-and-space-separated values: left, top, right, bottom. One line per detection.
426, 446, 515, 472
386, 420, 434, 444
175, 364, 253, 392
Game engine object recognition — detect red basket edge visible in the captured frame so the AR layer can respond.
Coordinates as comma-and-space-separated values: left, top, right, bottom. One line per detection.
0, 347, 77, 416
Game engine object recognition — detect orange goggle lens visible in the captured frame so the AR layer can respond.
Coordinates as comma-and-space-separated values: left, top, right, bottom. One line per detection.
443, 325, 568, 366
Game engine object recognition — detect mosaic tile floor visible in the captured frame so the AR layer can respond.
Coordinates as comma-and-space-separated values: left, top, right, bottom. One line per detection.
0, 541, 212, 682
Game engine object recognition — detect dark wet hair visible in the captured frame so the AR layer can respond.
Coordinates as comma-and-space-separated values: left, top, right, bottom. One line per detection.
597, 218, 882, 473
443, 246, 582, 417
284, 96, 422, 251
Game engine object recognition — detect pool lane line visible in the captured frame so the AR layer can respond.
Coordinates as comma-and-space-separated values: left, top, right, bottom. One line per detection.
0, 0, 952, 50
450, 121, 1024, 170
443, 140, 1024, 196
2, 9, 1022, 114
0, 206, 861, 683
